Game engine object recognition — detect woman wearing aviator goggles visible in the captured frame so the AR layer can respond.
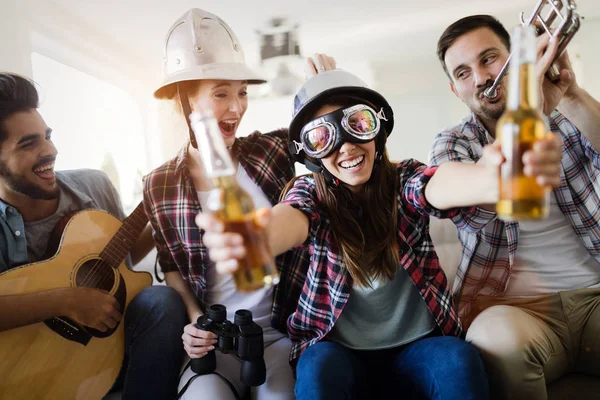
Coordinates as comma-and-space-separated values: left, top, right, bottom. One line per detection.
292, 104, 389, 160
197, 67, 562, 400
198, 68, 515, 399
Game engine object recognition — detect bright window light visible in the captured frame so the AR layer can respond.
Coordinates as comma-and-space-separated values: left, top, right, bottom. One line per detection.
31, 52, 147, 212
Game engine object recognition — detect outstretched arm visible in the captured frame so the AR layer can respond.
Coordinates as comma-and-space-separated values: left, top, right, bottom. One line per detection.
425, 135, 562, 210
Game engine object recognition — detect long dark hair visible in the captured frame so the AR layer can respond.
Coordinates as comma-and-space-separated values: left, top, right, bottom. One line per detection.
283, 98, 399, 287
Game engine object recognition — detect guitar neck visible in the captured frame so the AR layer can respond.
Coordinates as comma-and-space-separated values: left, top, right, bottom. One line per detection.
99, 202, 148, 268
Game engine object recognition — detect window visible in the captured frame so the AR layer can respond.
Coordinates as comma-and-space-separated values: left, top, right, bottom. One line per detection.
31, 52, 147, 212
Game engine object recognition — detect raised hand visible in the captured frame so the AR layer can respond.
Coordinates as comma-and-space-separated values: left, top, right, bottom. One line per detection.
535, 33, 578, 115
304, 53, 337, 79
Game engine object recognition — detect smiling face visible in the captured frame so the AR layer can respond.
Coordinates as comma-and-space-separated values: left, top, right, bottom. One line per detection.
189, 79, 248, 147
444, 27, 510, 124
314, 104, 377, 193
0, 109, 59, 200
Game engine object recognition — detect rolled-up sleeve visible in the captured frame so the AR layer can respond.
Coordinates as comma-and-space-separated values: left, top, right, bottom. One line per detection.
401, 160, 464, 219
280, 177, 320, 247
428, 131, 497, 232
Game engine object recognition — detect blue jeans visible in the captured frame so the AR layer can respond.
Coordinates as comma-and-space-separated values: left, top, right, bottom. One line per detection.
295, 336, 490, 400
111, 285, 187, 400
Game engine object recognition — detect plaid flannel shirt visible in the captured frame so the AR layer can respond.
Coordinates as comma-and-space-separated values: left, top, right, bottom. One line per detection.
429, 111, 600, 324
143, 129, 308, 325
280, 159, 464, 365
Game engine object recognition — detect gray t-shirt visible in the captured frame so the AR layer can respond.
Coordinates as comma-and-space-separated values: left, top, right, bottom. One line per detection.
327, 267, 436, 350
24, 186, 80, 262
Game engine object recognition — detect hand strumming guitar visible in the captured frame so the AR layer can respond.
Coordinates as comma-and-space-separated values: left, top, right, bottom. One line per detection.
61, 287, 122, 332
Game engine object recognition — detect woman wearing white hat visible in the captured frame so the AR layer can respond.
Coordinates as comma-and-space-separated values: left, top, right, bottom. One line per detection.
143, 8, 333, 400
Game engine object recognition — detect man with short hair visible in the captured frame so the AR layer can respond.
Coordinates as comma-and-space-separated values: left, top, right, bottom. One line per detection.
430, 15, 600, 400
0, 72, 187, 399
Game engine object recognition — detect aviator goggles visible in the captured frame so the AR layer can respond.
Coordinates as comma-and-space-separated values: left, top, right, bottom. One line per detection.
291, 104, 388, 160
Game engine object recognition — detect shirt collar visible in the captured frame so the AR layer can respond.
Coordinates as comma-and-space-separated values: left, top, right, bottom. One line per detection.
0, 200, 9, 219
469, 112, 496, 145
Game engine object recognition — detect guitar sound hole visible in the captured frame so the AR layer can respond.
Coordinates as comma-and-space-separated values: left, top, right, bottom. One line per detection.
75, 258, 115, 291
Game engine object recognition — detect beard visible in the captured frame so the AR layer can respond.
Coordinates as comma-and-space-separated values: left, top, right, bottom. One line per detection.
474, 100, 505, 121
468, 78, 507, 121
0, 160, 59, 200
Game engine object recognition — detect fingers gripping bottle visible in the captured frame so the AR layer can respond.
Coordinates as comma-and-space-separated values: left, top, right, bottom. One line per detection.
190, 111, 280, 292
496, 25, 550, 221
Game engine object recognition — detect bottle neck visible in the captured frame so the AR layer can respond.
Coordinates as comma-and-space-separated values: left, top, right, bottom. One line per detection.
506, 26, 538, 111
190, 111, 236, 180
507, 62, 538, 110
213, 175, 238, 189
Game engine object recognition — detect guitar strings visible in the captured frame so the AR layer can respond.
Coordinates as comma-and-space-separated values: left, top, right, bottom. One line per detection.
79, 217, 143, 289
79, 217, 145, 291
79, 212, 146, 289
78, 208, 147, 290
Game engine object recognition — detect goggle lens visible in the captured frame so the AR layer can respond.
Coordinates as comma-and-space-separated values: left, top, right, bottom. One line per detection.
347, 109, 377, 134
304, 125, 332, 153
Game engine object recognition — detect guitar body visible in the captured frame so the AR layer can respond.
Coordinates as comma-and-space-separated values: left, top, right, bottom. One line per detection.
0, 209, 152, 400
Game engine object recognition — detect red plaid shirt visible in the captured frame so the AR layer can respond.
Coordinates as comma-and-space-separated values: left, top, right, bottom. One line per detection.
143, 130, 307, 320
280, 159, 464, 364
429, 111, 600, 324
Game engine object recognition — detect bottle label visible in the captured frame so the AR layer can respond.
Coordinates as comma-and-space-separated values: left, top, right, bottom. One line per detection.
500, 123, 521, 180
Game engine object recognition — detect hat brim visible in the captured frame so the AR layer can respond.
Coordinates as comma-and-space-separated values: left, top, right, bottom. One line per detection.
154, 62, 266, 99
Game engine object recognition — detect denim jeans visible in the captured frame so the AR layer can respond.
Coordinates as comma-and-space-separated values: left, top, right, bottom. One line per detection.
110, 285, 187, 400
295, 336, 490, 400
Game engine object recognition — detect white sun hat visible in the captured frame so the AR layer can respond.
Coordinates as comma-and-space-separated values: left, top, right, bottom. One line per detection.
154, 8, 266, 99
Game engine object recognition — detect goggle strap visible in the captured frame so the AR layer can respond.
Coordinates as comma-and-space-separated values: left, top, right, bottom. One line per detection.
319, 163, 340, 187
377, 107, 388, 122
290, 140, 304, 155
304, 158, 323, 174
324, 171, 340, 187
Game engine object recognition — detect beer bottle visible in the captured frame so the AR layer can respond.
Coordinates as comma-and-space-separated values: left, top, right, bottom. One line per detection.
190, 111, 280, 292
496, 25, 550, 220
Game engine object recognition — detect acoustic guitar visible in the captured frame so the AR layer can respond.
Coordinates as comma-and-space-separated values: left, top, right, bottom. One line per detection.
0, 202, 152, 400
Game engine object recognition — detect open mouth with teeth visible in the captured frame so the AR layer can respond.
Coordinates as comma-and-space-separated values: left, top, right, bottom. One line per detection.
339, 155, 365, 170
33, 163, 56, 180
218, 119, 238, 137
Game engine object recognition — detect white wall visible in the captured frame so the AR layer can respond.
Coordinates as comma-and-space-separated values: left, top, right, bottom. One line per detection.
571, 17, 600, 99
373, 61, 468, 162
0, 1, 32, 76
